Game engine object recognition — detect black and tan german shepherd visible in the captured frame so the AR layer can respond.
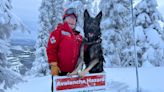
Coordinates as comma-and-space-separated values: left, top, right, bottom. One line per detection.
69, 10, 104, 77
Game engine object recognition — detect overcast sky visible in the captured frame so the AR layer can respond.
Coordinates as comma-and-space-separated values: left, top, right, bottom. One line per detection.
10, 0, 41, 40
10, 0, 164, 40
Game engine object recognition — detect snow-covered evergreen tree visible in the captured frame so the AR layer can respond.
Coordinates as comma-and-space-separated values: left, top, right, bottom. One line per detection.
134, 0, 164, 67
0, 0, 23, 90
100, 0, 134, 67
31, 0, 64, 76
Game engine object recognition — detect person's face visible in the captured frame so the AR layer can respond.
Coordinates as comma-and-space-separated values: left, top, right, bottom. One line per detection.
64, 16, 76, 29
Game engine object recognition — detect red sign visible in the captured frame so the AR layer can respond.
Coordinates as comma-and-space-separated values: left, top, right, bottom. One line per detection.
55, 74, 105, 91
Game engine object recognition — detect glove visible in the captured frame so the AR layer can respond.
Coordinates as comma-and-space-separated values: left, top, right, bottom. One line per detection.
50, 62, 60, 76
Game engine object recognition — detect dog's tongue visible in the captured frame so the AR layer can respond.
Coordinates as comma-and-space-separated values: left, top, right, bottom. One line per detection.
88, 33, 94, 37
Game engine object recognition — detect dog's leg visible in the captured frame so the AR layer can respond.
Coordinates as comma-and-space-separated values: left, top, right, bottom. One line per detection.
68, 60, 84, 76
68, 44, 84, 76
78, 59, 99, 78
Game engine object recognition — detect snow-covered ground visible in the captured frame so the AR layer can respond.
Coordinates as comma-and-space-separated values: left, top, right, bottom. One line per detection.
105, 67, 164, 92
5, 67, 164, 92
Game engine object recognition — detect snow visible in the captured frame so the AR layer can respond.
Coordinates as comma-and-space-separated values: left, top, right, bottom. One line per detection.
135, 26, 146, 42
0, 81, 5, 90
136, 13, 151, 25
6, 57, 19, 62
147, 0, 158, 7
157, 0, 164, 18
100, 18, 113, 29
64, 1, 83, 9
114, 3, 127, 14
18, 55, 30, 58
5, 67, 164, 92
142, 60, 154, 67
11, 46, 24, 51
0, 39, 11, 54
137, 67, 164, 92
0, 16, 5, 24
145, 28, 164, 48
143, 46, 155, 61
6, 76, 51, 92
106, 67, 164, 92
135, 0, 148, 13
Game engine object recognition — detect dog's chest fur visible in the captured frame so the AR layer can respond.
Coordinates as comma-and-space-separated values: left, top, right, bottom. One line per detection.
84, 42, 104, 73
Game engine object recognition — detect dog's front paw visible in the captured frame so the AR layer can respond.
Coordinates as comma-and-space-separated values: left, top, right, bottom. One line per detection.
67, 71, 78, 77
78, 71, 89, 78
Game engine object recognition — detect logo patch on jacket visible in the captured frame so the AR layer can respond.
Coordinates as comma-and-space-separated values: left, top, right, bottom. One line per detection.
61, 30, 71, 37
50, 36, 56, 44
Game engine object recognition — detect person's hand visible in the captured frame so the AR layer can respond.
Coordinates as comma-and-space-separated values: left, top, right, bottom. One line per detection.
50, 62, 60, 76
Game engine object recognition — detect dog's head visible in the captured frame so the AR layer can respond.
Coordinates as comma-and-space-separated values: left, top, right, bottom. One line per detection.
83, 10, 102, 42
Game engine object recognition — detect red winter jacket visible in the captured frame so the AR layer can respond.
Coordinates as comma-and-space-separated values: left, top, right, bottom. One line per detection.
46, 22, 83, 72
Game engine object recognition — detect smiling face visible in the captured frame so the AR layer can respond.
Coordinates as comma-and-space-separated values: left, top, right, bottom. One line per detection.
84, 10, 102, 42
64, 15, 77, 29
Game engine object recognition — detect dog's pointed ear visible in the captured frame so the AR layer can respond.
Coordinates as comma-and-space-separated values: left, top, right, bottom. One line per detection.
96, 11, 102, 22
84, 9, 90, 20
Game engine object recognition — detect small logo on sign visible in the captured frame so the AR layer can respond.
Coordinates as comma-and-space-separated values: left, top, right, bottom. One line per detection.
50, 36, 56, 44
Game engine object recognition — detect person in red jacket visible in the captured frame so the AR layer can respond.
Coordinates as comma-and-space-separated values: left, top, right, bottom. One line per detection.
46, 8, 83, 76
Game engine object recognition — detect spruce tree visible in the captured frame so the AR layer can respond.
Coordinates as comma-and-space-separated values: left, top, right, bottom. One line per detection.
134, 0, 164, 66
31, 0, 64, 76
0, 0, 23, 90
